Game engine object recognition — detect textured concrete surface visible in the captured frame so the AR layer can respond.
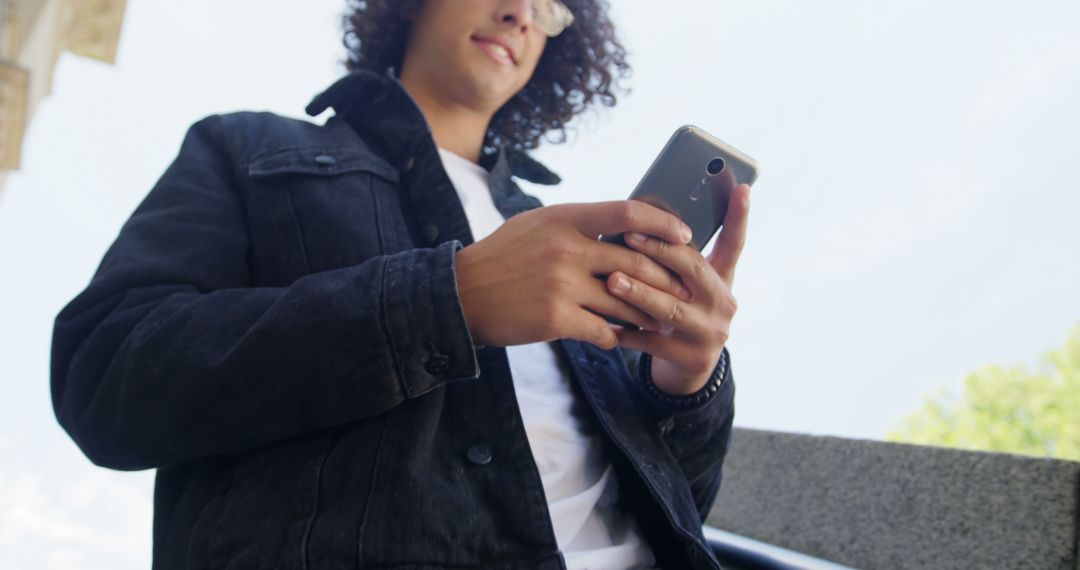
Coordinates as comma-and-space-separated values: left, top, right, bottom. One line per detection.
707, 428, 1080, 570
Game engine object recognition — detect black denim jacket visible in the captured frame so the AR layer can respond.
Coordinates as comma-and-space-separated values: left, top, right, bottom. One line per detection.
50, 69, 736, 570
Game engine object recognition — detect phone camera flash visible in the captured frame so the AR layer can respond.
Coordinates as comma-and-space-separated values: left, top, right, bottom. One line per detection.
690, 182, 706, 201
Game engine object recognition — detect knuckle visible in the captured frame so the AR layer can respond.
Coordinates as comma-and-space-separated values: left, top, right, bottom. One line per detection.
617, 201, 640, 226
716, 326, 730, 346
519, 207, 542, 224
533, 206, 560, 228
666, 300, 686, 323
538, 304, 564, 337
692, 257, 711, 280
550, 264, 575, 284
548, 272, 576, 297
543, 235, 576, 262
548, 203, 572, 218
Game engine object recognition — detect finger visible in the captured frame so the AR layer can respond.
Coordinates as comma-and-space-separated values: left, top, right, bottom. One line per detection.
614, 327, 672, 360
568, 200, 693, 246
587, 239, 691, 301
607, 271, 707, 338
579, 276, 663, 331
564, 308, 620, 350
615, 328, 708, 373
707, 183, 751, 285
621, 231, 720, 302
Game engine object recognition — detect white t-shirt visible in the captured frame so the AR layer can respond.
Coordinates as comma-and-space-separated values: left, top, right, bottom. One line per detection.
438, 148, 656, 569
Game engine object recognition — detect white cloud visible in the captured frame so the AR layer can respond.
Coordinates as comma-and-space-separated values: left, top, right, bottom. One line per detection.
0, 467, 153, 569
970, 35, 1080, 121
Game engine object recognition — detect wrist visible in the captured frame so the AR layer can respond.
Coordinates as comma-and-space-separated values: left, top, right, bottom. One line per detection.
638, 351, 726, 410
650, 356, 712, 396
453, 246, 488, 347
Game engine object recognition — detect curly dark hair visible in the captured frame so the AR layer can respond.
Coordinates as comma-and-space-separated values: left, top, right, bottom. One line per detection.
341, 0, 630, 155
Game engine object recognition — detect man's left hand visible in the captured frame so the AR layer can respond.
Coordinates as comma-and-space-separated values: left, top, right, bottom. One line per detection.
606, 183, 751, 396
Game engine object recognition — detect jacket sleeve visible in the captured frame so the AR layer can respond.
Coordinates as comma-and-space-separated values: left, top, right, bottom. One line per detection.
50, 115, 480, 471
623, 347, 736, 522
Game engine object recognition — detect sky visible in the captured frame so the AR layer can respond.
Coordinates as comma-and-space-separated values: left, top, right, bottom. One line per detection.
1, 0, 1078, 566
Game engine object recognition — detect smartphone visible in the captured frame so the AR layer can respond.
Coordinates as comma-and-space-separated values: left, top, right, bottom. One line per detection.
598, 125, 760, 329
601, 125, 759, 250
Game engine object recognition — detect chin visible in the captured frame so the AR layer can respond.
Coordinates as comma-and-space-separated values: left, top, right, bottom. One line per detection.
459, 75, 522, 110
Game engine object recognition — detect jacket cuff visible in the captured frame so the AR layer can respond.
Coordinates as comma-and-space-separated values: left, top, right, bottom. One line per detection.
381, 240, 480, 398
637, 348, 735, 438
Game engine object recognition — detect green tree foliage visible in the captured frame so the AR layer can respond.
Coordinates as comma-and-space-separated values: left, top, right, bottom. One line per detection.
888, 325, 1080, 461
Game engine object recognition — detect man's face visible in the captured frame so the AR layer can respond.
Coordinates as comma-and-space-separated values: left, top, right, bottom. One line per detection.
402, 0, 549, 112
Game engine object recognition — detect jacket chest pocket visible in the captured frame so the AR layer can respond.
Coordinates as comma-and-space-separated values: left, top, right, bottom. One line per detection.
244, 147, 409, 283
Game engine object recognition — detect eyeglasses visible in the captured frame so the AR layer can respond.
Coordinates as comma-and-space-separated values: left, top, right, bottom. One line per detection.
533, 0, 575, 38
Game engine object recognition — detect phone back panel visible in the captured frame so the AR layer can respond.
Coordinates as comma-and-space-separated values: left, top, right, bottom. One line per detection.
628, 126, 759, 250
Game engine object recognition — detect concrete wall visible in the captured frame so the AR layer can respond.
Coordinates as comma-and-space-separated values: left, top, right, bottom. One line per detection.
707, 428, 1080, 569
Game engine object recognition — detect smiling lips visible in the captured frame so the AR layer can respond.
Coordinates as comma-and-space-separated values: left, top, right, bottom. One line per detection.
472, 36, 517, 66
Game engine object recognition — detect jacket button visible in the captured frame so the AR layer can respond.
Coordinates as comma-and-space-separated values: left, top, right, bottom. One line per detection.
467, 444, 493, 465
423, 224, 440, 244
402, 156, 416, 172
313, 154, 336, 166
424, 354, 450, 376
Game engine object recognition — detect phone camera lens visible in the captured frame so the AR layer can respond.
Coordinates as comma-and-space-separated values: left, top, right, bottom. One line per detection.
706, 158, 726, 175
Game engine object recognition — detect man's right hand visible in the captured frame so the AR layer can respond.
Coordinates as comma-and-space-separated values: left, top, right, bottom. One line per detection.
455, 201, 694, 350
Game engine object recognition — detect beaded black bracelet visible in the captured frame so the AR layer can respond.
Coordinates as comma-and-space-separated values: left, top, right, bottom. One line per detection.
639, 350, 727, 409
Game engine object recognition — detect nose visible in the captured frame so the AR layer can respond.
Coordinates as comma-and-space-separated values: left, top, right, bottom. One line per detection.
496, 0, 535, 31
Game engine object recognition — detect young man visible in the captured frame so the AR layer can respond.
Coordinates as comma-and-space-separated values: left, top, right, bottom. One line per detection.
51, 0, 750, 568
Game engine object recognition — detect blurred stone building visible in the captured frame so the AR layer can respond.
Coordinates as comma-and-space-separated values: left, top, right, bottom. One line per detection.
0, 0, 126, 191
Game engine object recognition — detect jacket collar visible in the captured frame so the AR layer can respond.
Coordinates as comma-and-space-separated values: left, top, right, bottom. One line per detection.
305, 68, 561, 186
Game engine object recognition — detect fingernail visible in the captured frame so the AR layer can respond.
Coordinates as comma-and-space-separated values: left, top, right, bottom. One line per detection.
660, 324, 675, 335
681, 226, 693, 243
613, 276, 631, 293
626, 232, 646, 245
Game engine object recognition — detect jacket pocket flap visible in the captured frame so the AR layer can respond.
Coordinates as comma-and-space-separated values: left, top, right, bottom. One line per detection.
248, 147, 399, 183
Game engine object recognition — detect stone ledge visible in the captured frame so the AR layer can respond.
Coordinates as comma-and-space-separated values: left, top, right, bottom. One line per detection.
707, 428, 1080, 569
62, 0, 127, 64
